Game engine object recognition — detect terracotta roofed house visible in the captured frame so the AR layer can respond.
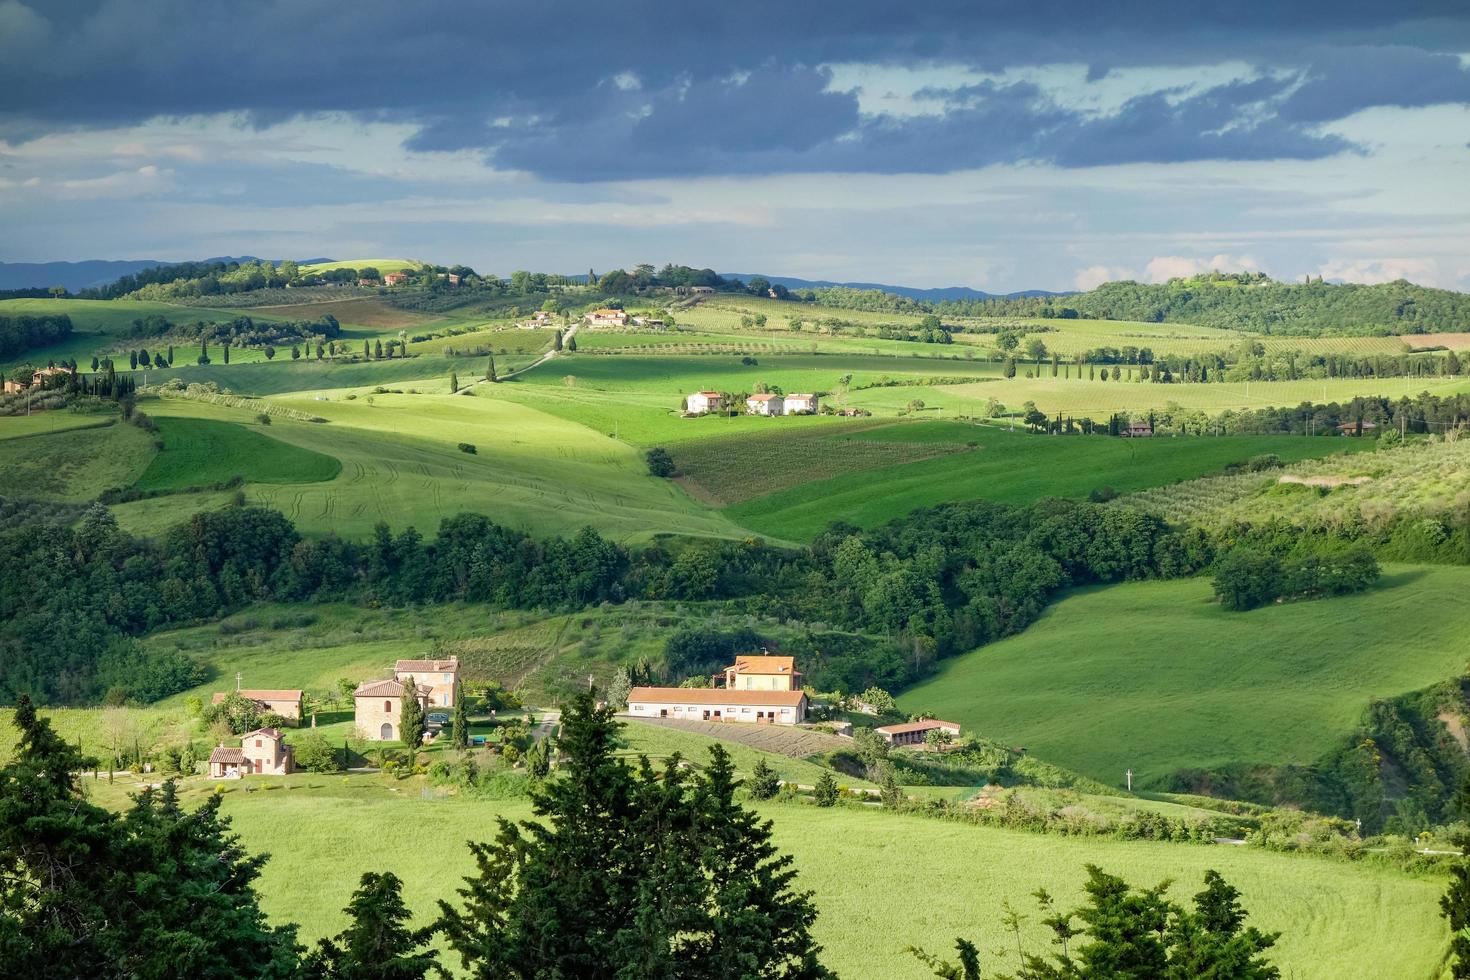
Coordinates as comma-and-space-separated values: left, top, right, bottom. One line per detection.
355, 677, 432, 741
720, 654, 801, 691
393, 656, 460, 709
209, 727, 295, 777
383, 271, 411, 286
626, 686, 808, 725
745, 393, 784, 416
584, 308, 629, 326
211, 689, 304, 723
873, 719, 961, 747
783, 393, 818, 415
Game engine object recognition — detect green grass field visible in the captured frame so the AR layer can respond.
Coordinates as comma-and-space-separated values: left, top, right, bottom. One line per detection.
724, 423, 1372, 540
0, 411, 116, 439
134, 417, 342, 490
64, 774, 1439, 979
0, 418, 156, 500
899, 566, 1470, 791
299, 258, 419, 275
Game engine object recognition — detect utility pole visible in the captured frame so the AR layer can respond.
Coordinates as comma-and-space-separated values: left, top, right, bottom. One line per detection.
236, 671, 242, 693
1125, 768, 1134, 792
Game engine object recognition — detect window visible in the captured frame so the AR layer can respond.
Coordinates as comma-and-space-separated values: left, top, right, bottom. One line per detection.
254, 739, 262, 748
443, 672, 452, 682
384, 700, 392, 712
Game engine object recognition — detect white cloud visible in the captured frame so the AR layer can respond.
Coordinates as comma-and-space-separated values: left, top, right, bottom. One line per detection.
1316, 257, 1440, 286
1074, 264, 1133, 290
1143, 253, 1260, 282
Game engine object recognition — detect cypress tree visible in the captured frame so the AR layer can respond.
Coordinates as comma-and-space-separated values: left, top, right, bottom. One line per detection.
486, 356, 497, 383
452, 691, 469, 750
375, 340, 384, 359
566, 336, 577, 352
166, 344, 174, 365
450, 370, 460, 393
399, 677, 425, 761
223, 341, 230, 364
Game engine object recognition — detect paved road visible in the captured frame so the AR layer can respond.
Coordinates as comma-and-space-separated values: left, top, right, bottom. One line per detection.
531, 709, 560, 743
457, 321, 578, 394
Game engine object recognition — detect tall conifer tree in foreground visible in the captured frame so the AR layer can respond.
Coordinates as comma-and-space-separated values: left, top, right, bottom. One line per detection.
437, 691, 830, 979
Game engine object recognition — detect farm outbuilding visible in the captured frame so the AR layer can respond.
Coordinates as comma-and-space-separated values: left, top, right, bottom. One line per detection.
626, 687, 808, 725
874, 719, 961, 747
211, 689, 305, 724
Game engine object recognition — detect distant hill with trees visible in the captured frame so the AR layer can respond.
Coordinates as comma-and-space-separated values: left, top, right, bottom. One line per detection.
942, 272, 1470, 336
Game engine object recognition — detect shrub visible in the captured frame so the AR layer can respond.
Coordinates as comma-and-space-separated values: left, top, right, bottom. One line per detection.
1211, 549, 1283, 611
458, 443, 477, 454
645, 447, 675, 477
292, 732, 342, 773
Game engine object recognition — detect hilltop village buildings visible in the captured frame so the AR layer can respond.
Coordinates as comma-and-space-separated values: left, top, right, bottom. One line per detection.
627, 654, 809, 725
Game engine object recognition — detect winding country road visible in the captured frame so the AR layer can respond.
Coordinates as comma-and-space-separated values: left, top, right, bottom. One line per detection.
456, 321, 578, 394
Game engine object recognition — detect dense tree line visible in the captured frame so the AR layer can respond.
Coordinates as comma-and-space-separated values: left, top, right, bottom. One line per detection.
0, 313, 72, 359
940, 272, 1470, 336
126, 312, 342, 346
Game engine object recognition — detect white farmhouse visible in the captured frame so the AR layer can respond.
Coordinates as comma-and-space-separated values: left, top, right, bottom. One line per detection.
627, 687, 808, 725
783, 393, 819, 414
746, 393, 784, 416
686, 390, 724, 414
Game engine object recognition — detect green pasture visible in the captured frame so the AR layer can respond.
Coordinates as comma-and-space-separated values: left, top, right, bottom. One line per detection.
0, 411, 115, 439
133, 417, 342, 491
109, 490, 237, 536
62, 775, 1441, 979
298, 258, 419, 274
0, 418, 156, 501
845, 373, 1470, 421
899, 566, 1470, 790
726, 423, 1372, 540
140, 391, 746, 544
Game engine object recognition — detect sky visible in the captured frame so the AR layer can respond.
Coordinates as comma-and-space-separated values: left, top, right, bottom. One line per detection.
2, 1, 1470, 292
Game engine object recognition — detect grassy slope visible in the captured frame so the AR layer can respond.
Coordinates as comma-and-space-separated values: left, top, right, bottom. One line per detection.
899, 566, 1470, 790
726, 423, 1372, 541
142, 391, 746, 544
0, 412, 116, 439
134, 417, 342, 490
97, 777, 1437, 979
0, 419, 156, 500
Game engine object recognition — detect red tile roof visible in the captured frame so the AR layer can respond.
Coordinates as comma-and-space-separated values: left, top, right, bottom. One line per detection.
240, 728, 284, 741
209, 746, 246, 764
628, 686, 806, 707
394, 658, 459, 674
212, 689, 302, 704
355, 678, 431, 698
727, 655, 797, 675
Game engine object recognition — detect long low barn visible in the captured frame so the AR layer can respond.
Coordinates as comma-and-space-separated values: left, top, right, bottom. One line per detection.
627, 687, 808, 725
874, 719, 961, 746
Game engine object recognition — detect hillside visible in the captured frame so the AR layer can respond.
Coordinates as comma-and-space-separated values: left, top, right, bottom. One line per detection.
943, 272, 1470, 336
899, 567, 1470, 822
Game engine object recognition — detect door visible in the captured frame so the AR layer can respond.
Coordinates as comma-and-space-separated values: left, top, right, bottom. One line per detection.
253, 759, 262, 774
380, 722, 394, 740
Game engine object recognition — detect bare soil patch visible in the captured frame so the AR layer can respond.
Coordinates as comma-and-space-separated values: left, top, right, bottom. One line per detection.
1278, 474, 1373, 489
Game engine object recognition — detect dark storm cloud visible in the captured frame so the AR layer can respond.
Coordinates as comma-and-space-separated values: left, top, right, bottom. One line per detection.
2, 0, 1468, 178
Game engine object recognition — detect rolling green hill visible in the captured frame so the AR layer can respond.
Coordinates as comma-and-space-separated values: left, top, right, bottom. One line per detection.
898, 566, 1470, 792
133, 417, 342, 491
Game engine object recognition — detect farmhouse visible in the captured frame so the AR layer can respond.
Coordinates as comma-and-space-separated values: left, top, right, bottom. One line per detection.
354, 677, 432, 741
686, 390, 724, 414
358, 277, 379, 286
436, 273, 462, 285
209, 728, 295, 777
746, 393, 784, 416
383, 271, 411, 286
631, 316, 667, 328
211, 688, 305, 724
1123, 422, 1154, 437
394, 656, 460, 708
584, 308, 630, 326
783, 393, 819, 414
2, 380, 22, 394
1336, 420, 1380, 435
626, 686, 808, 725
874, 719, 962, 747
532, 310, 556, 323
719, 654, 801, 691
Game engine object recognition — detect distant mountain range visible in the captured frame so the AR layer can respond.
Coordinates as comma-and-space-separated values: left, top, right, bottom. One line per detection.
722, 273, 1063, 302
0, 257, 331, 292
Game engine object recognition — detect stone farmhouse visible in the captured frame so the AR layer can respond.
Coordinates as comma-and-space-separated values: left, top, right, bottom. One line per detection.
4, 365, 76, 394
783, 393, 819, 414
394, 656, 460, 709
874, 718, 962, 747
746, 392, 784, 415
211, 688, 304, 724
383, 271, 411, 286
584, 308, 630, 326
354, 677, 432, 742
209, 727, 295, 777
686, 390, 724, 414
